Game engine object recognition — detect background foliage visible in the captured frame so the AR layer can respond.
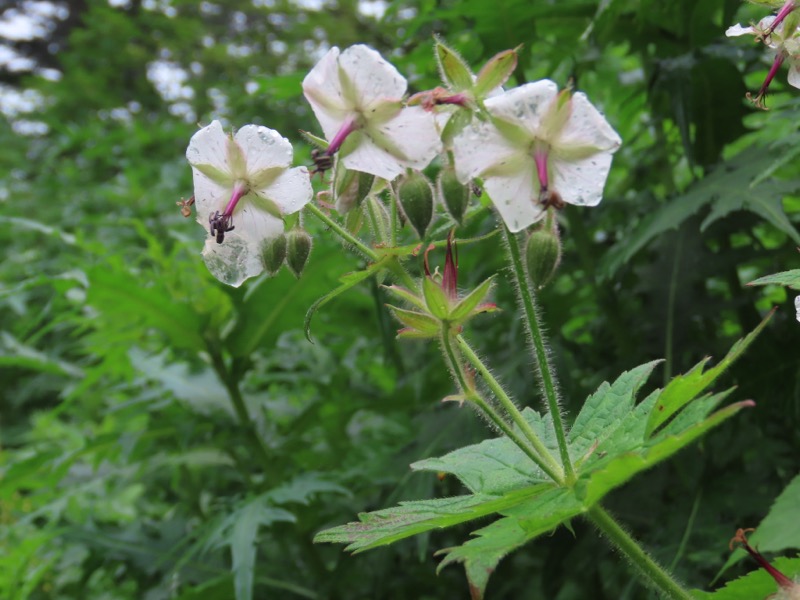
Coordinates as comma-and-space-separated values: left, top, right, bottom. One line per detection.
1, 0, 798, 598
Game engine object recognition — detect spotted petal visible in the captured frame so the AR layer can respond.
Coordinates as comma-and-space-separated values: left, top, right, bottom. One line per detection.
186, 120, 235, 185
338, 44, 407, 110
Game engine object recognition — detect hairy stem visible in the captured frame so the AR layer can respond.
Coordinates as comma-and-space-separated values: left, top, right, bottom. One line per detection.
502, 226, 574, 481
306, 202, 378, 261
456, 335, 564, 483
588, 506, 694, 600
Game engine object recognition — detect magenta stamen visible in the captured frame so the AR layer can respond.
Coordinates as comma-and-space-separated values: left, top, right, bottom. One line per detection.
437, 93, 469, 107
766, 1, 798, 35
223, 181, 249, 218
741, 540, 794, 589
534, 149, 549, 191
749, 52, 786, 108
326, 115, 359, 155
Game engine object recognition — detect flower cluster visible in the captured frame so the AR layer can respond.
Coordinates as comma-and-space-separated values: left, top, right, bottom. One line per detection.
727, 1, 800, 109
184, 42, 622, 285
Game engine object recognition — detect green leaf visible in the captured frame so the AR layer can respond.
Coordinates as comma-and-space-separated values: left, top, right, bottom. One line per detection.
569, 360, 661, 463
435, 39, 474, 91
645, 313, 770, 437
748, 270, 800, 291
0, 331, 83, 378
474, 48, 518, 98
580, 400, 754, 507
412, 413, 553, 494
87, 267, 205, 351
718, 472, 800, 575
693, 557, 800, 600
436, 488, 583, 600
314, 485, 551, 553
601, 148, 800, 278
383, 284, 426, 311
205, 497, 296, 600
265, 473, 350, 506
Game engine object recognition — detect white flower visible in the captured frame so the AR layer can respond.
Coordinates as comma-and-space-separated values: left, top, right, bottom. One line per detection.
186, 120, 313, 287
302, 44, 442, 181
795, 295, 800, 322
452, 80, 621, 232
727, 15, 800, 107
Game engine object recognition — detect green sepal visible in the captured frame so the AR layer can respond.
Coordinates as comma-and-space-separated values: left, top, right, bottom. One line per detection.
450, 277, 494, 322
441, 109, 472, 147
383, 284, 426, 311
299, 130, 329, 150
388, 306, 440, 337
422, 276, 450, 319
435, 38, 474, 91
474, 47, 519, 97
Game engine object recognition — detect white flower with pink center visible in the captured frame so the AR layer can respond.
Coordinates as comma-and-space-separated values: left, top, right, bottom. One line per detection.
186, 120, 312, 287
302, 44, 442, 181
452, 80, 621, 233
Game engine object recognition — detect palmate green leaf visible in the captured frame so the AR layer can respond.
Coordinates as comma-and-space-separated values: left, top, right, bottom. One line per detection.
645, 312, 771, 437
204, 496, 296, 600
86, 267, 205, 351
579, 400, 754, 507
314, 485, 554, 553
0, 331, 84, 378
748, 270, 800, 291
412, 408, 554, 494
718, 472, 800, 575
569, 361, 661, 462
601, 147, 800, 278
436, 488, 583, 600
692, 557, 800, 600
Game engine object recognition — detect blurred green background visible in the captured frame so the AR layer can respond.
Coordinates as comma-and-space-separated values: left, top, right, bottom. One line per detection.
1, 0, 798, 598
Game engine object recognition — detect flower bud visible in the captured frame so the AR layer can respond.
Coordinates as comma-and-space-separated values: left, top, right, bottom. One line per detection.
437, 167, 470, 224
260, 233, 287, 275
395, 171, 435, 239
525, 221, 561, 289
285, 228, 313, 278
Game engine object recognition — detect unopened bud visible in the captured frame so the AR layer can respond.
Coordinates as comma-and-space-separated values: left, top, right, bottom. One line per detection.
437, 167, 470, 224
286, 229, 313, 278
525, 221, 561, 289
396, 171, 434, 238
260, 233, 287, 275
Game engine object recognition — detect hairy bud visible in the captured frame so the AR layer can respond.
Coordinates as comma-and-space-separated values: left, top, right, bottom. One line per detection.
437, 167, 470, 224
285, 229, 313, 278
395, 171, 435, 238
260, 233, 287, 275
525, 220, 561, 289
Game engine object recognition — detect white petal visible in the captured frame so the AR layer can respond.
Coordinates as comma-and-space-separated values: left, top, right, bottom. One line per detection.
303, 47, 352, 140
366, 106, 441, 172
186, 120, 231, 178
339, 44, 407, 110
192, 168, 229, 223
255, 166, 313, 214
484, 80, 559, 138
550, 150, 614, 207
555, 92, 621, 155
726, 23, 756, 37
795, 295, 800, 322
482, 166, 544, 233
234, 125, 293, 175
340, 134, 408, 181
452, 118, 523, 183
788, 62, 800, 89
201, 207, 284, 287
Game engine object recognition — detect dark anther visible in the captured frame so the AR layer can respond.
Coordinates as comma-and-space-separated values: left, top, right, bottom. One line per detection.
540, 188, 565, 210
310, 148, 334, 179
209, 211, 235, 244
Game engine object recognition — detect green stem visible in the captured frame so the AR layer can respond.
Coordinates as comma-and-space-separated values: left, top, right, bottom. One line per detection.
456, 335, 564, 483
502, 225, 574, 481
209, 350, 278, 483
588, 506, 694, 600
440, 330, 562, 482
305, 202, 378, 261
390, 189, 398, 247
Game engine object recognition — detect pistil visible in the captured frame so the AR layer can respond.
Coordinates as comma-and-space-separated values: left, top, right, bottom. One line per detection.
327, 115, 360, 155
747, 52, 786, 109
